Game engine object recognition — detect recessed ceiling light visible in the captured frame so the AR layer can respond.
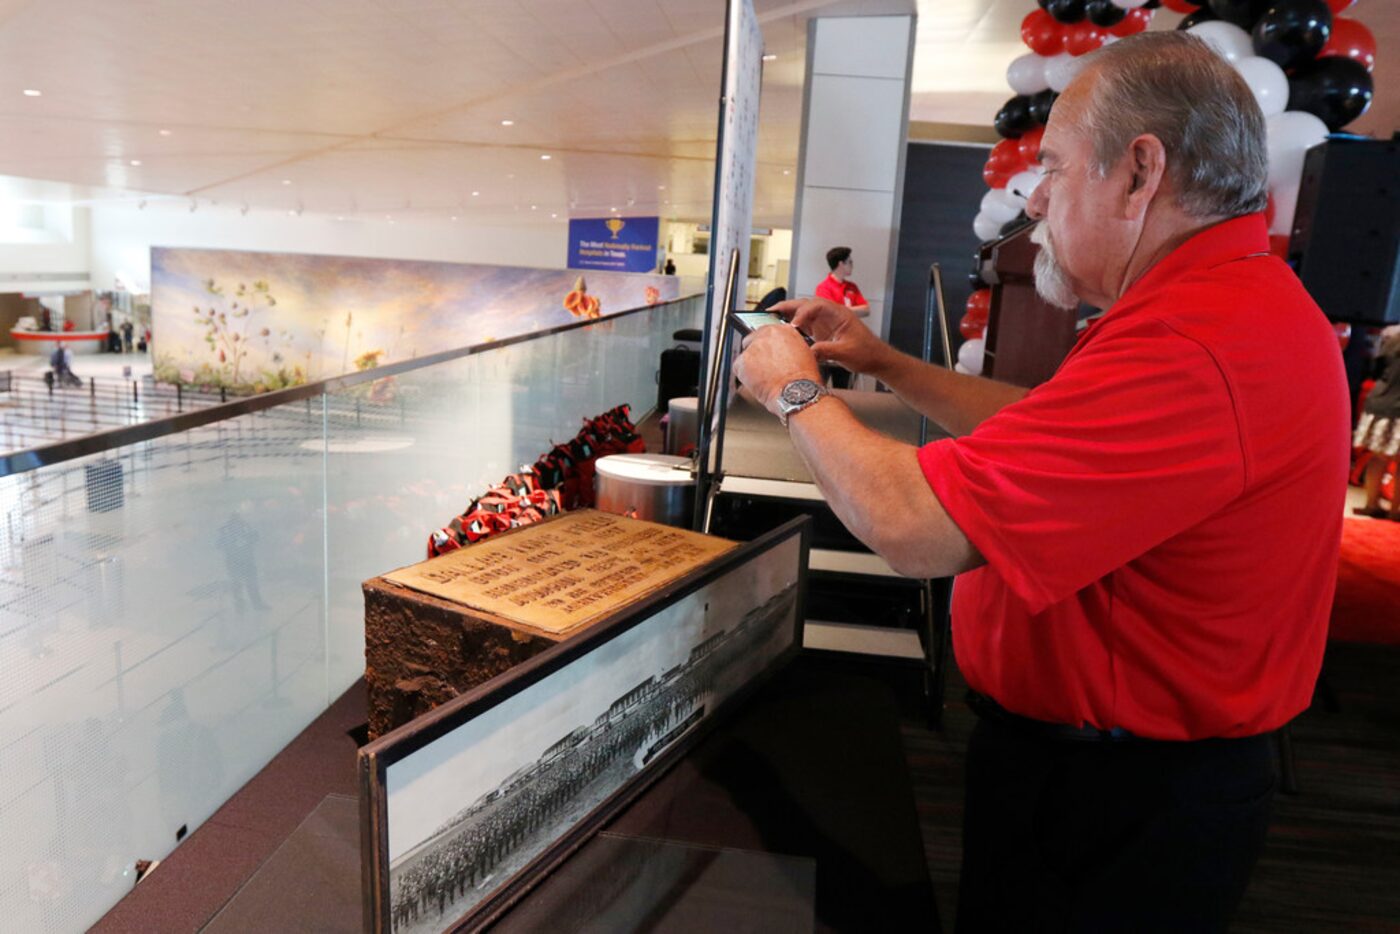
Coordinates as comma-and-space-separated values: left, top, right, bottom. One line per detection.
22, 89, 40, 97
610, 206, 617, 212
782, 169, 790, 175
471, 191, 480, 197
657, 185, 666, 190
762, 53, 777, 62
336, 216, 345, 221
540, 154, 551, 160
281, 179, 292, 185
158, 129, 171, 136
129, 160, 142, 166
451, 215, 458, 221
501, 119, 514, 126
551, 213, 558, 219
530, 204, 537, 210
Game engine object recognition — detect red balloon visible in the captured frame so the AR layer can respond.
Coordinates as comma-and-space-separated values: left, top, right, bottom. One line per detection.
1065, 20, 1106, 56
1268, 234, 1290, 260
960, 317, 987, 341
988, 137, 1024, 172
983, 166, 1011, 189
1160, 0, 1199, 11
1017, 127, 1045, 165
1332, 321, 1352, 351
1325, 0, 1355, 12
1109, 7, 1152, 37
966, 288, 992, 324
1021, 9, 1065, 57
1318, 18, 1376, 72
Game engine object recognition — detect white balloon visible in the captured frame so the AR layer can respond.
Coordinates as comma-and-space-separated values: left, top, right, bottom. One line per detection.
1043, 53, 1085, 94
1266, 110, 1328, 190
1006, 53, 1050, 96
958, 338, 986, 377
953, 362, 973, 375
1234, 56, 1288, 118
1110, 0, 1148, 8
1269, 182, 1300, 237
1187, 21, 1253, 64
1007, 168, 1044, 201
973, 211, 1004, 242
980, 188, 1020, 223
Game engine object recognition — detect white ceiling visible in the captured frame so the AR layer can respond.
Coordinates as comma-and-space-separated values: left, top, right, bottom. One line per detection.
0, 0, 1392, 229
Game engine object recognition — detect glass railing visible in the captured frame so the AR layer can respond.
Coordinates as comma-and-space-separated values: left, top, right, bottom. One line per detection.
0, 294, 704, 933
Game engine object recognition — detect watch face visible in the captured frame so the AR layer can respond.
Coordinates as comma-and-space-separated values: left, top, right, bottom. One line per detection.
781, 379, 820, 406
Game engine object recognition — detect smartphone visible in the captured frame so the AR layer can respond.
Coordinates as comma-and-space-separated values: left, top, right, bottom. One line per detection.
729, 311, 814, 344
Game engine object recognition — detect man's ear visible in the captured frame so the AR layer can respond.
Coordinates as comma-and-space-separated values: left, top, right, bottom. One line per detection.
1124, 133, 1167, 219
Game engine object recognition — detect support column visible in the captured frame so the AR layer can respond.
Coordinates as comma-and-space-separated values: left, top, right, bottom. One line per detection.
790, 14, 915, 345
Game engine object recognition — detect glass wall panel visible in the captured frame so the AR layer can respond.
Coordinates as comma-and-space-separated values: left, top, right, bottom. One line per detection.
0, 398, 328, 934
0, 294, 703, 932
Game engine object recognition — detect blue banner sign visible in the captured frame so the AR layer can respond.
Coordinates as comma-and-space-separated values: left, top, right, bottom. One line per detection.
568, 216, 661, 273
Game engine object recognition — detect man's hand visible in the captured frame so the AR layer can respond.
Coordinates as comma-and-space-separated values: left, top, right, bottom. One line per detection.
734, 324, 822, 419
772, 298, 893, 377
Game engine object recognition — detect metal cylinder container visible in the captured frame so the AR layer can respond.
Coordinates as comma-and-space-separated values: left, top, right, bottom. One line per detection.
593, 453, 695, 527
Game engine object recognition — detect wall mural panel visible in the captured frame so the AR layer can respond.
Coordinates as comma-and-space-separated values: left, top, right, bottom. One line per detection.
150, 247, 679, 394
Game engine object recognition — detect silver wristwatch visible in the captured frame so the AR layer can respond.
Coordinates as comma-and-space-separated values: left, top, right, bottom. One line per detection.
777, 378, 829, 427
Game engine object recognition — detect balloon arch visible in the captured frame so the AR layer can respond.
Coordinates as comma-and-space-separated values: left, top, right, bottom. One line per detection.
957, 0, 1377, 376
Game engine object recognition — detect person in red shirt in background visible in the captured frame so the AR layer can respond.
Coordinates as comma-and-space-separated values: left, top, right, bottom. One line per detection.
814, 246, 870, 317
735, 32, 1348, 933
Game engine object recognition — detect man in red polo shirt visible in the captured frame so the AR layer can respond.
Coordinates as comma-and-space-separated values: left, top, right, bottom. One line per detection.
814, 246, 870, 317
734, 32, 1349, 932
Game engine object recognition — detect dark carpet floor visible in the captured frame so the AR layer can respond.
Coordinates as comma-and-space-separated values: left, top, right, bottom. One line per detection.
901, 640, 1400, 933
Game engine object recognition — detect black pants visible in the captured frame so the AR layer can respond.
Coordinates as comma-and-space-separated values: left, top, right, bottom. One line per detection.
957, 713, 1277, 933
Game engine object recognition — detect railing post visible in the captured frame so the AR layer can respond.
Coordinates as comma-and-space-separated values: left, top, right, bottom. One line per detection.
132, 380, 139, 407
221, 387, 227, 404
176, 383, 183, 413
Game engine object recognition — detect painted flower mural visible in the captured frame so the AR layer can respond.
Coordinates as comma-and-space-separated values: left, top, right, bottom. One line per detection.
151, 248, 681, 395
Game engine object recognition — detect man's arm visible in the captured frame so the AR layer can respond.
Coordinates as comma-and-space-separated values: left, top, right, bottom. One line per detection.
787, 396, 983, 578
733, 324, 984, 579
777, 298, 1028, 437
869, 345, 1029, 439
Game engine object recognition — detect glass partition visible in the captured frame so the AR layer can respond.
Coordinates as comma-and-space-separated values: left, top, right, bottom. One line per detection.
0, 296, 703, 932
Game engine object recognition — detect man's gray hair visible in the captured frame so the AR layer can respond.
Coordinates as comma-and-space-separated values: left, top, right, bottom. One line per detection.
1078, 31, 1269, 218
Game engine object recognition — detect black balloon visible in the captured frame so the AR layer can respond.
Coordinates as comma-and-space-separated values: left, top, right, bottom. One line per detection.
1086, 0, 1127, 28
1142, 0, 1162, 7
1252, 0, 1331, 71
995, 95, 1036, 139
1044, 0, 1086, 24
1206, 0, 1269, 29
1028, 89, 1059, 125
1288, 56, 1373, 130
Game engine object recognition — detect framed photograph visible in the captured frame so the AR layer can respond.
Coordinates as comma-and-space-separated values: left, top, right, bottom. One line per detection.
359, 517, 810, 933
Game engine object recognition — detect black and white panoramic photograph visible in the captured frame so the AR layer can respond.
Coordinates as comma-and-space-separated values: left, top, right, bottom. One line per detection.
381, 535, 802, 933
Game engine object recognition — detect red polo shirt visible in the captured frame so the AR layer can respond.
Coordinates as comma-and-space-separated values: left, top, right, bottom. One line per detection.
815, 274, 867, 309
918, 214, 1349, 740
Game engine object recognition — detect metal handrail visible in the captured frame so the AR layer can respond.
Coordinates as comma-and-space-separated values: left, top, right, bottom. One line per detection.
0, 294, 702, 478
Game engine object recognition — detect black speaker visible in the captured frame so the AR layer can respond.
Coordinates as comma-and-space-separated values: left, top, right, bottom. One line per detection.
1288, 138, 1400, 326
